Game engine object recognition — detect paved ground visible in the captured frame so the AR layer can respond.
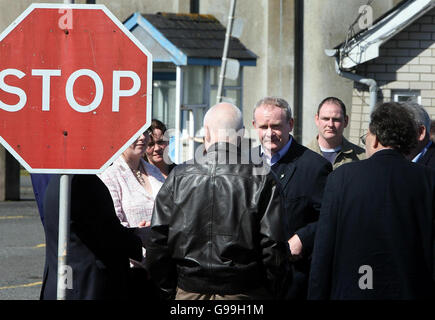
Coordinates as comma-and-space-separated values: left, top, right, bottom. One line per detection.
0, 176, 45, 300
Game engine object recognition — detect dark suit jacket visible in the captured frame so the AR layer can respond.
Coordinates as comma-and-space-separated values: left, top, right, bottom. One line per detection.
418, 141, 435, 169
308, 149, 435, 299
40, 174, 143, 300
253, 139, 332, 299
30, 173, 52, 225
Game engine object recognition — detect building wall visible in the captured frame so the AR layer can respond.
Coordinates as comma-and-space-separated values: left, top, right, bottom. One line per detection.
0, 0, 190, 33
0, 0, 59, 32
350, 8, 435, 146
203, 0, 396, 144
302, 0, 396, 145
201, 0, 294, 143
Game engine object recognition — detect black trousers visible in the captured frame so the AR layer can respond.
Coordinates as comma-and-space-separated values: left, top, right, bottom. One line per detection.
128, 268, 161, 300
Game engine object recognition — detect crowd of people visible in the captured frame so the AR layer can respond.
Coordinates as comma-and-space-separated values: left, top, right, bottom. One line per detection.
36, 96, 435, 300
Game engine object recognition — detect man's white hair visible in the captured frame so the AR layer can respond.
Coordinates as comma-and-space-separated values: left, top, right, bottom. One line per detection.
401, 102, 430, 137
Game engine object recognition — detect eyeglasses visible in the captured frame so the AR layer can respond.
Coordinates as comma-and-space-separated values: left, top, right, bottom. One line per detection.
147, 140, 169, 148
360, 132, 368, 145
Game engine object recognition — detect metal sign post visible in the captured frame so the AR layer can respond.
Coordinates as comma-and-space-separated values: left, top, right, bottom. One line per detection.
56, 174, 71, 300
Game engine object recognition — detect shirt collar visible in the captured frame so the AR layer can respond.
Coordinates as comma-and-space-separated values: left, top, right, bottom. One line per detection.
319, 145, 341, 153
261, 136, 293, 166
412, 140, 432, 163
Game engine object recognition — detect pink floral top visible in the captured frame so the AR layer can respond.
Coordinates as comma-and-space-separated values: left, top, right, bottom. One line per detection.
98, 156, 165, 227
99, 156, 165, 267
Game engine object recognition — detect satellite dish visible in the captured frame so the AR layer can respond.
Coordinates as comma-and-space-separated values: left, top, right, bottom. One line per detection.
224, 58, 240, 80
231, 17, 244, 38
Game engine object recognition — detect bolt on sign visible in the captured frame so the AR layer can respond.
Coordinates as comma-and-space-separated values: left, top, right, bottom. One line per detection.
0, 4, 152, 173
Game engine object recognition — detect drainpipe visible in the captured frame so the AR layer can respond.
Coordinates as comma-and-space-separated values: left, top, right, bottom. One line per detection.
293, 0, 303, 141
326, 50, 378, 113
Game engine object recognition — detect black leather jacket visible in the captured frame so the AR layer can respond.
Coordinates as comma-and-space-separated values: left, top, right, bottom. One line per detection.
145, 142, 291, 299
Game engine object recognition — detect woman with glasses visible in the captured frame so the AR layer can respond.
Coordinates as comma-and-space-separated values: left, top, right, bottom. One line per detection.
144, 119, 176, 179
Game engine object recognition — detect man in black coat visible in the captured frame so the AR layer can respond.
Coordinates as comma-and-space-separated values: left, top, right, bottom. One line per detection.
40, 174, 143, 300
308, 102, 435, 299
252, 97, 332, 299
403, 102, 435, 168
420, 141, 435, 167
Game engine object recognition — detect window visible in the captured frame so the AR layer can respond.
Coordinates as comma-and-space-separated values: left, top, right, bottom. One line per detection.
209, 66, 242, 108
183, 66, 205, 105
152, 80, 176, 130
392, 90, 421, 104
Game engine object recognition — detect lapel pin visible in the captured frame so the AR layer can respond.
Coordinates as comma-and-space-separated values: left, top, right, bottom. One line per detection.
280, 173, 285, 179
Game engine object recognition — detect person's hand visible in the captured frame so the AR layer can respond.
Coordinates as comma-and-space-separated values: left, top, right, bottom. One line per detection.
288, 234, 303, 261
138, 220, 151, 228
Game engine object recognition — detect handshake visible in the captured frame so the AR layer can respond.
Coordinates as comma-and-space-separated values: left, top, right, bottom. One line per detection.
133, 220, 151, 247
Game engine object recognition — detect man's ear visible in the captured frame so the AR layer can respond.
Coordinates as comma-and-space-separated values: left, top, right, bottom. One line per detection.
373, 134, 380, 149
203, 125, 212, 150
252, 119, 257, 129
344, 115, 349, 128
204, 125, 211, 143
289, 118, 295, 132
418, 125, 427, 142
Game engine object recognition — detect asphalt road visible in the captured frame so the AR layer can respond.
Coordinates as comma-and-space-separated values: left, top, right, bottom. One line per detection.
0, 176, 45, 300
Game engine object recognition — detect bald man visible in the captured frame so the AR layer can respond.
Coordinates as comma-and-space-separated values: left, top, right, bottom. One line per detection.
146, 102, 291, 300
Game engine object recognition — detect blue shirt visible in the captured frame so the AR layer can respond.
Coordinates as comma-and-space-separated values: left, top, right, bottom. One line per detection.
261, 136, 293, 166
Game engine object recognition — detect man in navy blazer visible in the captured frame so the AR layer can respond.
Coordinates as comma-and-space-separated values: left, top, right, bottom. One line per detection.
30, 173, 52, 225
403, 102, 435, 169
252, 97, 332, 299
308, 102, 435, 299
40, 174, 143, 300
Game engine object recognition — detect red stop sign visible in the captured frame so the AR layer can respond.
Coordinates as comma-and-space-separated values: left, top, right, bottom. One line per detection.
0, 4, 152, 173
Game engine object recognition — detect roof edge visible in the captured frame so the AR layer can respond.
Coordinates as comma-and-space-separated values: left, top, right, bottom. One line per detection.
124, 12, 188, 66
333, 0, 435, 69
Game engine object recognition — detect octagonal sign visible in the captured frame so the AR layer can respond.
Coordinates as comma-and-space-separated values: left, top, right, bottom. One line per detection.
0, 4, 152, 173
